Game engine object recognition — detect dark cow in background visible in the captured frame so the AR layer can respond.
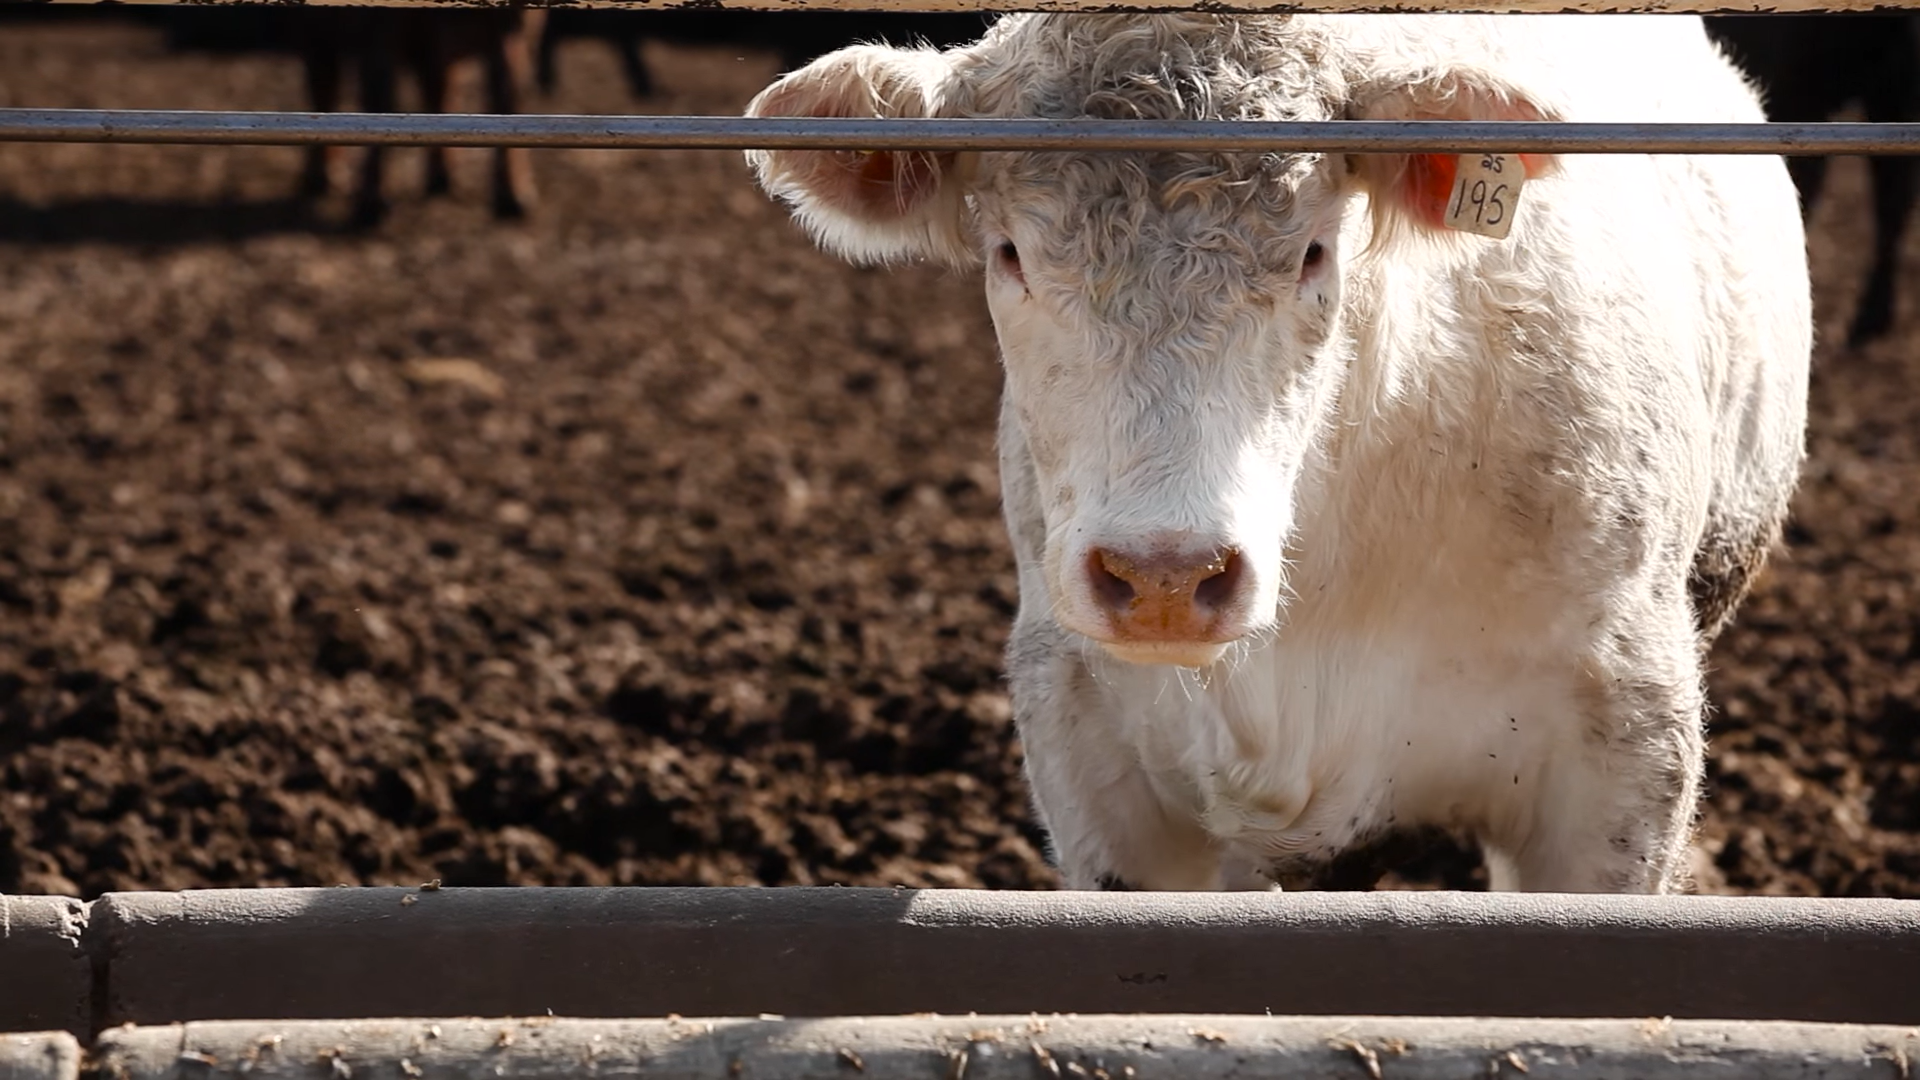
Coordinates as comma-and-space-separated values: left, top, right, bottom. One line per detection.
301, 7, 547, 226
35, 6, 989, 226
149, 7, 986, 222
536, 11, 997, 101
152, 6, 545, 227
1708, 14, 1920, 347
536, 8, 657, 99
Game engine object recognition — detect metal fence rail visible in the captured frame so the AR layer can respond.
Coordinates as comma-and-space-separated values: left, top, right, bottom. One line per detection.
16, 0, 1920, 11
4, 110, 1920, 154
4, 0, 1920, 153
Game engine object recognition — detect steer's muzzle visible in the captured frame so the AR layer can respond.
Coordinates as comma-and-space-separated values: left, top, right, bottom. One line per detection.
1083, 542, 1249, 667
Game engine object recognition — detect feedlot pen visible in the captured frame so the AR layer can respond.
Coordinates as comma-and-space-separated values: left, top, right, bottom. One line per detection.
4, 0, 1920, 1074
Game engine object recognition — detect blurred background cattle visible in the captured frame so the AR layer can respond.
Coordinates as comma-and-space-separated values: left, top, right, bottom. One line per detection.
299, 8, 548, 226
131, 5, 546, 225
536, 11, 995, 100
111, 5, 993, 226
1707, 14, 1920, 347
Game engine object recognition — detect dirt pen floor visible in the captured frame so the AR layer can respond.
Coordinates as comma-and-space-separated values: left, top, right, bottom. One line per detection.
0, 14, 1917, 900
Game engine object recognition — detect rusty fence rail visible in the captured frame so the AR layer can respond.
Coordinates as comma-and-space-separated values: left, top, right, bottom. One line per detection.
2, 111, 1920, 154
11, 0, 1920, 12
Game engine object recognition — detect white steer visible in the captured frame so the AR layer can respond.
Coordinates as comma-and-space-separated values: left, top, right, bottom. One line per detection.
746, 13, 1811, 893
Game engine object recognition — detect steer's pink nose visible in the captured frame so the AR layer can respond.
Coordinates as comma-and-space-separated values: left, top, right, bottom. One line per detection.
1086, 545, 1247, 643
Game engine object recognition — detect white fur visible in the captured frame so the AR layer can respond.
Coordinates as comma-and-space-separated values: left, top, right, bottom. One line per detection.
746, 13, 1811, 893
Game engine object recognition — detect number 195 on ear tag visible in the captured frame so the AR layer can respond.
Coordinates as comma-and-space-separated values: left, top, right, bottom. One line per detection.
1444, 153, 1524, 240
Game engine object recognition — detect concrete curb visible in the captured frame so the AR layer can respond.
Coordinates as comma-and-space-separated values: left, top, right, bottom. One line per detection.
0, 1033, 81, 1080
89, 1016, 1920, 1080
7, 888, 1920, 1036
87, 888, 1920, 1027
0, 896, 93, 1038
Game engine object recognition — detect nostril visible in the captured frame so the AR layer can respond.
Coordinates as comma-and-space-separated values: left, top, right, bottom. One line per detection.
1192, 549, 1245, 615
1089, 549, 1138, 613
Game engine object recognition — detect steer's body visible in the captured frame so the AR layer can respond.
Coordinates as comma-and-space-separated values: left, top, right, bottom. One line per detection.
748, 14, 1811, 892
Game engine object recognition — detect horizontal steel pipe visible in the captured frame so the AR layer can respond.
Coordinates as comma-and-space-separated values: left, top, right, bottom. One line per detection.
3, 110, 1920, 155
85, 888, 1920, 1027
89, 1016, 1920, 1080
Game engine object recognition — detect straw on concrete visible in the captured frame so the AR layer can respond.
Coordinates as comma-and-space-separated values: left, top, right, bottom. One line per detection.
93, 1015, 1920, 1080
0, 1033, 80, 1080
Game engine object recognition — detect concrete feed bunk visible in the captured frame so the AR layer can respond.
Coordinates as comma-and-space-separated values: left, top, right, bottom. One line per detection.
0, 1035, 80, 1080
3, 888, 1918, 1035
1, 888, 1916, 1075
81, 1016, 1920, 1080
0, 897, 90, 1041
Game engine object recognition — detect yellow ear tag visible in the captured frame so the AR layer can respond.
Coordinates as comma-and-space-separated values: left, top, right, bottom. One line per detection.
1443, 153, 1525, 240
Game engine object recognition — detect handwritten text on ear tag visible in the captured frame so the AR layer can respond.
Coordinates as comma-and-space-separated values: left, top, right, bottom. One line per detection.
1444, 153, 1524, 240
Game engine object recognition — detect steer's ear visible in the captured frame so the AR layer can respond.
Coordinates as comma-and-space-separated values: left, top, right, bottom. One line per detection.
746, 45, 973, 267
1346, 64, 1563, 243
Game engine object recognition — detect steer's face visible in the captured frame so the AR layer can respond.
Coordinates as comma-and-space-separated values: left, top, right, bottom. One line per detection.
746, 14, 1558, 667
971, 152, 1348, 666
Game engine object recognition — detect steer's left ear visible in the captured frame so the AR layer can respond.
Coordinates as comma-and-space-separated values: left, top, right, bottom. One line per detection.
1347, 64, 1563, 241
746, 45, 974, 267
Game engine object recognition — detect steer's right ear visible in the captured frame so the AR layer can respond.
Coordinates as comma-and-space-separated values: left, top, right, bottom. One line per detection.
746, 46, 973, 267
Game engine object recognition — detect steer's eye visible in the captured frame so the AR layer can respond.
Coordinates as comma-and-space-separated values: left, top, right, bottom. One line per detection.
1300, 240, 1326, 279
995, 241, 1025, 286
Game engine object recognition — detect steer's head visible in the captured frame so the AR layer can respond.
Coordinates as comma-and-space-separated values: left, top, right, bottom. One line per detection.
747, 15, 1559, 668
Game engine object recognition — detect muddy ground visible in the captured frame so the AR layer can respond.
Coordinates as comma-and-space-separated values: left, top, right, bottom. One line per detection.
0, 14, 1916, 899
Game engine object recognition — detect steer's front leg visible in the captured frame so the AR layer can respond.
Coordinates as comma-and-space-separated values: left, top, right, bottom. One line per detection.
1485, 605, 1705, 894
1007, 620, 1231, 891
